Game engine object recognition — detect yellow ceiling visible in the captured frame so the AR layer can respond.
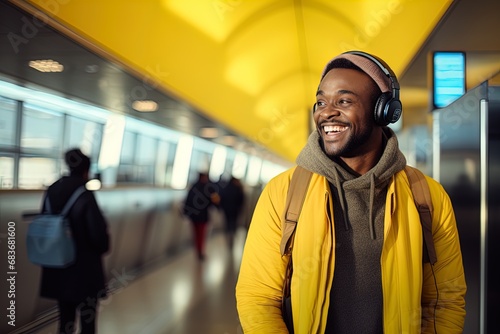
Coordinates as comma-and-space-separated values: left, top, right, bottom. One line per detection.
25, 0, 452, 162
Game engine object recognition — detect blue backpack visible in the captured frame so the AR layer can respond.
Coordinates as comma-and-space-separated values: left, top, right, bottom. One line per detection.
26, 186, 86, 268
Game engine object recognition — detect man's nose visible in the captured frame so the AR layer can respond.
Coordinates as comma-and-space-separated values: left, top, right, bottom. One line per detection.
318, 103, 340, 118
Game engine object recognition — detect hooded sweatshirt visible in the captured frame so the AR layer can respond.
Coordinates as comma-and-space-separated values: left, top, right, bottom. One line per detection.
296, 127, 406, 333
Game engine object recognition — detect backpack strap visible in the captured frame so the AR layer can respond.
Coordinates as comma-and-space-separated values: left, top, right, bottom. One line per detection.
279, 165, 436, 331
404, 166, 437, 265
280, 166, 313, 257
60, 185, 87, 217
281, 166, 312, 333
280, 165, 437, 264
44, 195, 53, 214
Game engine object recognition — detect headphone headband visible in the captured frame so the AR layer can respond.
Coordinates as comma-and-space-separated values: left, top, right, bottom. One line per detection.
341, 51, 402, 125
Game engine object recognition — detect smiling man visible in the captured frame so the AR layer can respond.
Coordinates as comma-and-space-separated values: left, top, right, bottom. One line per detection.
236, 51, 466, 333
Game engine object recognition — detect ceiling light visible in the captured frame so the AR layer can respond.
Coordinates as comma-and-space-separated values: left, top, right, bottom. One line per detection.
132, 100, 158, 112
221, 135, 236, 146
28, 59, 64, 72
200, 127, 219, 138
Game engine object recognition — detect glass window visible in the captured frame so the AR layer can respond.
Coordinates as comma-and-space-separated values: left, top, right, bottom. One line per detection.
136, 165, 154, 184
98, 114, 125, 186
164, 141, 177, 187
21, 104, 63, 153
222, 150, 235, 180
209, 146, 227, 181
0, 97, 18, 147
246, 156, 262, 187
132, 135, 156, 184
232, 151, 248, 180
0, 156, 14, 189
155, 140, 169, 186
64, 115, 103, 163
190, 148, 210, 183
19, 157, 58, 189
117, 131, 136, 183
116, 164, 134, 183
120, 131, 136, 164
171, 136, 193, 189
136, 134, 156, 164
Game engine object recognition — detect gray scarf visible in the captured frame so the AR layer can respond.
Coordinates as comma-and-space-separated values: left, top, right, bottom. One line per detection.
296, 127, 407, 239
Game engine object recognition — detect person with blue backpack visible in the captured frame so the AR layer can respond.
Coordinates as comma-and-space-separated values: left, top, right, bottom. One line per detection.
39, 149, 110, 334
236, 51, 466, 333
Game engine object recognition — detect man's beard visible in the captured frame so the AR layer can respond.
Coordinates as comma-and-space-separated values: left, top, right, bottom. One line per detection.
320, 126, 374, 160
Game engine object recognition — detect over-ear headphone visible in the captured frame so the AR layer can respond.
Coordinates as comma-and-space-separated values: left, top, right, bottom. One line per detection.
342, 51, 403, 126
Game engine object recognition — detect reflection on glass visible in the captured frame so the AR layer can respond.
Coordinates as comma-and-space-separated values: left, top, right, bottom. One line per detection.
65, 115, 103, 162
232, 152, 248, 180
98, 114, 125, 187
209, 146, 227, 181
171, 135, 193, 189
0, 97, 17, 147
19, 157, 58, 189
136, 135, 157, 164
190, 150, 210, 184
21, 104, 63, 151
0, 157, 14, 189
120, 131, 136, 164
246, 156, 262, 187
155, 141, 169, 186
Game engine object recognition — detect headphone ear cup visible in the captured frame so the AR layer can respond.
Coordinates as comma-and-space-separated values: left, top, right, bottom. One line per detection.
374, 92, 391, 126
374, 92, 402, 126
387, 98, 402, 124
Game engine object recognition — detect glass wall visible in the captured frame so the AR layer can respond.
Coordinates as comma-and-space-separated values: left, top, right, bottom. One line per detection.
0, 80, 287, 190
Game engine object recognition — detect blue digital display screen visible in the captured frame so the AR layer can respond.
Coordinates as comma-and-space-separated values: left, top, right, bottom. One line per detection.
433, 51, 466, 109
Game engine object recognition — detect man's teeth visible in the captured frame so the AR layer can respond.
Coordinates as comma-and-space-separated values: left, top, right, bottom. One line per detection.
323, 125, 347, 133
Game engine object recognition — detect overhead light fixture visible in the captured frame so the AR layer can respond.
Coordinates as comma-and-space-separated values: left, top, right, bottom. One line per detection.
221, 135, 236, 146
132, 100, 158, 112
28, 59, 64, 72
200, 127, 219, 138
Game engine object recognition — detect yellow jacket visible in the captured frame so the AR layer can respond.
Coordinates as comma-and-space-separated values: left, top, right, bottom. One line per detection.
236, 167, 466, 333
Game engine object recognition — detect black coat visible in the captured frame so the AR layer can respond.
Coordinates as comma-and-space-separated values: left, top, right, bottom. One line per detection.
219, 181, 244, 221
183, 180, 216, 223
39, 176, 110, 302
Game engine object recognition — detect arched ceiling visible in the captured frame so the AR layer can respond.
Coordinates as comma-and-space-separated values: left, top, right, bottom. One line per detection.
17, 0, 453, 162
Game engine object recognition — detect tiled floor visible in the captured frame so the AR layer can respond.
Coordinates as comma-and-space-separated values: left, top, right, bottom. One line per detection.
34, 229, 246, 334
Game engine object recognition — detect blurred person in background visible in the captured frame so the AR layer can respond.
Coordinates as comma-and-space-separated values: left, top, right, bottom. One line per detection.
183, 172, 219, 260
39, 148, 110, 334
219, 176, 245, 249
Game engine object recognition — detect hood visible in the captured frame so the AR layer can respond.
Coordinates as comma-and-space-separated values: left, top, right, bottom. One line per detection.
296, 127, 406, 239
